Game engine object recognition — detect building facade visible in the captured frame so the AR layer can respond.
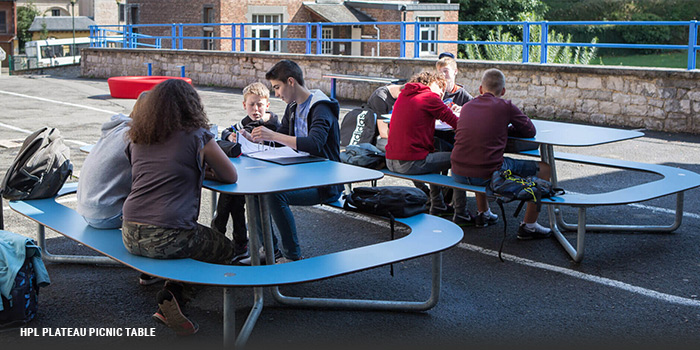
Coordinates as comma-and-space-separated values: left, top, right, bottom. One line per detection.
124, 0, 459, 57
0, 0, 16, 60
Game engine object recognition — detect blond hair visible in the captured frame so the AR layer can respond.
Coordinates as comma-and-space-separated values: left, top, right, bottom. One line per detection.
409, 71, 447, 91
436, 56, 457, 71
242, 82, 270, 102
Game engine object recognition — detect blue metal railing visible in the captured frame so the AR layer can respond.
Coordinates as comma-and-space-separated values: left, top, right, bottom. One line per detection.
89, 20, 699, 70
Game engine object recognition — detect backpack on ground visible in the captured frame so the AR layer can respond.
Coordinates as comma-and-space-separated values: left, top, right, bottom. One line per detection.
340, 143, 385, 170
343, 186, 428, 276
340, 108, 378, 146
1, 127, 73, 200
486, 169, 564, 261
0, 258, 39, 328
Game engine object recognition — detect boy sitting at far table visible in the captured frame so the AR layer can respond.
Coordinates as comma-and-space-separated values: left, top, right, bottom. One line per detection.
451, 68, 552, 239
213, 82, 281, 263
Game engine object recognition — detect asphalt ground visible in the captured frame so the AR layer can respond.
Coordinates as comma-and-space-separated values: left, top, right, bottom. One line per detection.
0, 74, 699, 350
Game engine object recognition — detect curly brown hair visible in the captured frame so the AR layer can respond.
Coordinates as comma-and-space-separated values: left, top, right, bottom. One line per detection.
128, 79, 209, 144
409, 71, 446, 91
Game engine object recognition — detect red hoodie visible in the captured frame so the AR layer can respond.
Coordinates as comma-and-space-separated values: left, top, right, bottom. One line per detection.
385, 83, 458, 161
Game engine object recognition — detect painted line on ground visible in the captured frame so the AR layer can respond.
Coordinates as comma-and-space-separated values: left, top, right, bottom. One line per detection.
459, 243, 700, 307
0, 90, 117, 115
316, 204, 700, 308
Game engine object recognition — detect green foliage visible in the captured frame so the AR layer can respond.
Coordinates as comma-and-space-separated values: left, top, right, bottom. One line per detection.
17, 2, 41, 53
543, 0, 698, 54
617, 13, 671, 54
419, 0, 549, 57
464, 23, 598, 65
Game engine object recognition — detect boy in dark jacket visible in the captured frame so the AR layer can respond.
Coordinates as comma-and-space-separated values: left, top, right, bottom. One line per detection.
213, 82, 280, 262
241, 60, 341, 264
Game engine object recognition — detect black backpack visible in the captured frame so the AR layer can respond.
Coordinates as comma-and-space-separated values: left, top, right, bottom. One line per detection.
340, 108, 378, 146
0, 258, 39, 328
339, 143, 385, 170
343, 186, 428, 276
486, 169, 564, 261
1, 127, 73, 200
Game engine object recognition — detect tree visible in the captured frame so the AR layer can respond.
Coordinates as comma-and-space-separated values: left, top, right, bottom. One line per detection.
17, 1, 42, 53
419, 0, 549, 57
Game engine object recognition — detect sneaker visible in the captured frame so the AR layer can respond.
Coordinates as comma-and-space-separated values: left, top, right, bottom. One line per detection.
276, 256, 302, 264
474, 211, 499, 228
139, 273, 164, 286
452, 211, 475, 227
238, 248, 283, 265
151, 310, 168, 326
156, 289, 199, 336
517, 222, 552, 240
231, 243, 249, 263
429, 205, 454, 218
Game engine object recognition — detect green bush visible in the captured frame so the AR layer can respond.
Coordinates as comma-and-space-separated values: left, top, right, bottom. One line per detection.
617, 13, 671, 54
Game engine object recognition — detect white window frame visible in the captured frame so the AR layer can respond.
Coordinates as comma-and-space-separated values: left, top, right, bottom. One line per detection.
321, 27, 333, 55
251, 14, 282, 53
418, 17, 439, 56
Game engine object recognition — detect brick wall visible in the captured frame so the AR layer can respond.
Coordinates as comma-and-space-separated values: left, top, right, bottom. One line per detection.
80, 49, 700, 134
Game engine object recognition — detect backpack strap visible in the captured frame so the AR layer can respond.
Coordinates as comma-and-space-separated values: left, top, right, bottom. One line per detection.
495, 198, 507, 263
389, 212, 395, 277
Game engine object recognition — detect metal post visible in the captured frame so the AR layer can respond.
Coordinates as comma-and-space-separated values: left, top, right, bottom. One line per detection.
231, 24, 236, 51
414, 22, 420, 58
316, 23, 322, 55
305, 23, 311, 54
171, 24, 177, 50
176, 65, 185, 77
688, 20, 697, 70
540, 21, 548, 64
71, 0, 76, 64
400, 23, 406, 58
144, 62, 152, 76
522, 22, 530, 63
240, 24, 245, 52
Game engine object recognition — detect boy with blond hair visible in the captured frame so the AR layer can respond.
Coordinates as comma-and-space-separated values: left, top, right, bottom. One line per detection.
436, 52, 473, 107
213, 82, 280, 262
451, 68, 552, 239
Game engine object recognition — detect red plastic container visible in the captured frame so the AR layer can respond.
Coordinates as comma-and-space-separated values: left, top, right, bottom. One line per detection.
107, 76, 193, 99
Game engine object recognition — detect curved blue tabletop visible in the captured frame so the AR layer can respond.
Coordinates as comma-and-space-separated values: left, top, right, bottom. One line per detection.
513, 120, 644, 147
204, 156, 384, 195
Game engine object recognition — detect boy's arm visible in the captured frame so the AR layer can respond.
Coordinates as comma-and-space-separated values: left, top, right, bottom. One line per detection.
431, 95, 459, 129
296, 103, 335, 156
507, 102, 536, 138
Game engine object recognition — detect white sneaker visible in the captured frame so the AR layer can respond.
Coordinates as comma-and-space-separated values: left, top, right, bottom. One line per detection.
517, 222, 552, 240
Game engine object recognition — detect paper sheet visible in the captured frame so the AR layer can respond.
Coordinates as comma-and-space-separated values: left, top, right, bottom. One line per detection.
237, 131, 311, 159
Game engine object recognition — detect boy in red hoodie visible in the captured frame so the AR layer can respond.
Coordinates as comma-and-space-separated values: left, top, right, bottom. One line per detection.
385, 71, 470, 226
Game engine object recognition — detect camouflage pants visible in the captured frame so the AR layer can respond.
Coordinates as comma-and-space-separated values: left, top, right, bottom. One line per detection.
122, 221, 235, 264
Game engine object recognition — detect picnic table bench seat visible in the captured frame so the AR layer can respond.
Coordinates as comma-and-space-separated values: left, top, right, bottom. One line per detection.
377, 151, 700, 262
9, 183, 463, 346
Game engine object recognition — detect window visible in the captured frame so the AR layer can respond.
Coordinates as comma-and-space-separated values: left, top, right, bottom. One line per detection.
129, 5, 139, 33
118, 4, 125, 22
0, 11, 6, 33
202, 6, 215, 50
321, 28, 333, 55
51, 9, 61, 17
251, 14, 281, 52
418, 17, 439, 56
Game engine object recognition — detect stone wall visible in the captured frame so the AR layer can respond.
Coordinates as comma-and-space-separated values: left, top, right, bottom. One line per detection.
81, 48, 700, 134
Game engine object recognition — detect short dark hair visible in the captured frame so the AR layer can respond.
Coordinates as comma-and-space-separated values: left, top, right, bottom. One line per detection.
265, 60, 305, 87
438, 52, 455, 59
481, 68, 506, 94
